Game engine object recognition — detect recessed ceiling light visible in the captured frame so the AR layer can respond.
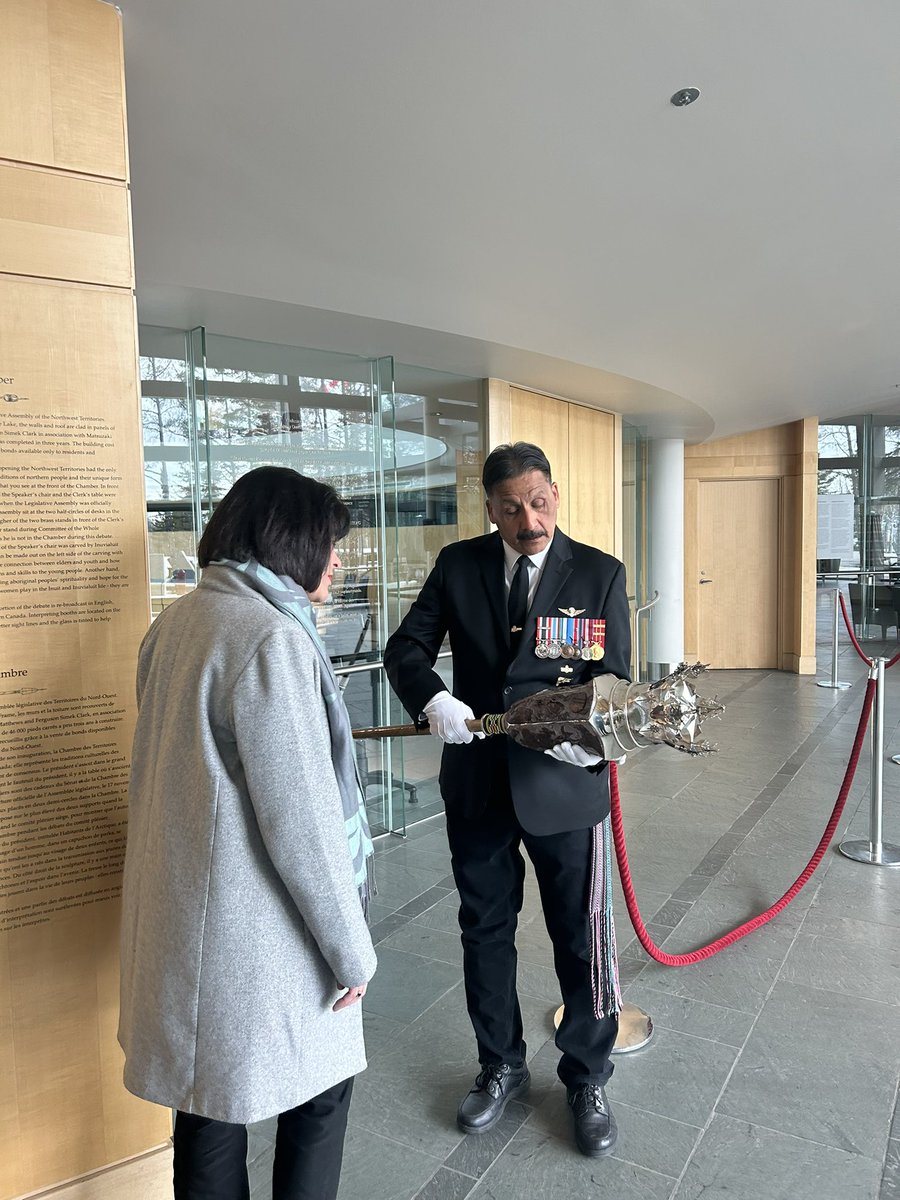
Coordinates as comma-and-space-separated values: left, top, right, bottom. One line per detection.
671, 87, 701, 107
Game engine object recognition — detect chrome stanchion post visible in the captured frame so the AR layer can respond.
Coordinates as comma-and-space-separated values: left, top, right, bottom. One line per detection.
553, 1001, 654, 1054
817, 585, 851, 690
610, 1003, 654, 1053
839, 656, 900, 866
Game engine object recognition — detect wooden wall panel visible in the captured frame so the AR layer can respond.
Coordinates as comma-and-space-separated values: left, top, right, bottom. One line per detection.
486, 380, 622, 557
485, 378, 511, 447
685, 424, 796, 461
0, 3, 170, 1196
506, 387, 571, 532
484, 399, 816, 673
0, 165, 132, 286
799, 417, 820, 669
781, 417, 818, 672
568, 404, 618, 555
0, 944, 18, 1196
781, 473, 802, 672
10, 912, 119, 1184
0, 0, 127, 178
0, 279, 170, 1199
0, 2, 54, 170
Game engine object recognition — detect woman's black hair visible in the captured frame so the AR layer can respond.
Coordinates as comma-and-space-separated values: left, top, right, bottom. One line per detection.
197, 466, 350, 589
481, 442, 552, 494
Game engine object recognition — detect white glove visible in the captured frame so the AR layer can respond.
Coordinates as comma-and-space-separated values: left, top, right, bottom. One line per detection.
422, 690, 479, 744
544, 741, 604, 768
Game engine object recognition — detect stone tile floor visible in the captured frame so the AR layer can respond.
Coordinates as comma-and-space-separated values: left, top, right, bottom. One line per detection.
249, 633, 900, 1199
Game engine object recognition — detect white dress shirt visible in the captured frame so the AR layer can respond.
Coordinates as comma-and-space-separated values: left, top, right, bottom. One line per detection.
502, 537, 553, 613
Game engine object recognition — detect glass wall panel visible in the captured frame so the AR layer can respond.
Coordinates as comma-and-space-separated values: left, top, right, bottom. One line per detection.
196, 332, 407, 835
621, 422, 647, 597
139, 328, 488, 834
381, 364, 486, 825
140, 327, 197, 617
621, 420, 649, 676
817, 419, 861, 570
817, 413, 900, 649
139, 327, 397, 833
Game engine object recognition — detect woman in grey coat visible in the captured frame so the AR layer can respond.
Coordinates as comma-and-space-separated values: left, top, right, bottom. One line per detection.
119, 467, 377, 1200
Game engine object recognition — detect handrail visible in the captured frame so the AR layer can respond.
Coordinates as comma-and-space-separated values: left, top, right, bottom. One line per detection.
337, 588, 667, 684
334, 648, 451, 678
816, 568, 900, 579
823, 569, 900, 643
336, 590, 666, 684
634, 591, 661, 617
632, 590, 660, 684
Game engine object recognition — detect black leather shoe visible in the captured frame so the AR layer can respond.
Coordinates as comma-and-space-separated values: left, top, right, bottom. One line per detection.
567, 1084, 617, 1157
457, 1063, 531, 1133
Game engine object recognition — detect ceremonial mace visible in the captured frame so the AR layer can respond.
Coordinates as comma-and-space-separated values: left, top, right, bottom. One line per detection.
354, 662, 723, 759
354, 662, 724, 1051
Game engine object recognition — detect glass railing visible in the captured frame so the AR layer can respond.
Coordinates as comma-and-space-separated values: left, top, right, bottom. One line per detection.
815, 568, 900, 643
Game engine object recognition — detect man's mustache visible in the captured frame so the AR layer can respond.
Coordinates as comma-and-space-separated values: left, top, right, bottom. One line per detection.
517, 528, 548, 541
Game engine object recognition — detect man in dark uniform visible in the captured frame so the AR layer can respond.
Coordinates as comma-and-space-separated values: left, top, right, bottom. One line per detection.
383, 442, 631, 1158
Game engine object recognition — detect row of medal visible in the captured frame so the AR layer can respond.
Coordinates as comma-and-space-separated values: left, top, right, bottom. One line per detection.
535, 616, 605, 661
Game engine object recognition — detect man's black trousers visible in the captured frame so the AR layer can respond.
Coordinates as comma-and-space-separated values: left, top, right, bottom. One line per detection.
445, 781, 618, 1088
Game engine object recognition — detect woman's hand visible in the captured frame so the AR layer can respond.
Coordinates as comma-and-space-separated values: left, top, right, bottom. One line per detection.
333, 982, 367, 1012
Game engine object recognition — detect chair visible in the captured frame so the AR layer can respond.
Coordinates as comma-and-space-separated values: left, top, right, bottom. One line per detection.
847, 582, 900, 638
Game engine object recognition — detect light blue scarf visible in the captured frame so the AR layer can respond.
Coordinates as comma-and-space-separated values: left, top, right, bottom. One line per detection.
215, 559, 374, 912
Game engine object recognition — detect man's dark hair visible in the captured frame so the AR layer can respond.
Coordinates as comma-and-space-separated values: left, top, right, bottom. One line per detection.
197, 466, 350, 589
482, 442, 552, 494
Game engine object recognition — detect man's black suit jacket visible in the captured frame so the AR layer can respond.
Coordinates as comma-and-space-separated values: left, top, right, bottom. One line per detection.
383, 530, 631, 836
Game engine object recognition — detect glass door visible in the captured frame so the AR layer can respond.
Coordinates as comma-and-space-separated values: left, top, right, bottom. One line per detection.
139, 328, 488, 835
621, 419, 649, 678
141, 325, 406, 835
378, 363, 487, 827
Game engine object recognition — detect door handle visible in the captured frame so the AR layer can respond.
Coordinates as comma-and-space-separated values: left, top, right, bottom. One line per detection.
699, 579, 714, 584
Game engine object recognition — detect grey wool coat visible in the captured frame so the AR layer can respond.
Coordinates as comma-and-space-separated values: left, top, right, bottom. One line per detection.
118, 566, 377, 1124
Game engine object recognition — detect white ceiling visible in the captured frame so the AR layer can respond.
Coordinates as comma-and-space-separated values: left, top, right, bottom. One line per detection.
119, 0, 900, 441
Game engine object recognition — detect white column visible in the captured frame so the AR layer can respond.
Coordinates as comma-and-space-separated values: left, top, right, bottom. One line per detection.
646, 438, 684, 677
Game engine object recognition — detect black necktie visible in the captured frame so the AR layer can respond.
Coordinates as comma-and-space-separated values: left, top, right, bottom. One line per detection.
508, 555, 529, 655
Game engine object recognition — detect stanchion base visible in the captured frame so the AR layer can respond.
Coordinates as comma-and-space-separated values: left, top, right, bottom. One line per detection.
891, 755, 900, 766
552, 1002, 654, 1054
838, 839, 900, 867
816, 680, 852, 690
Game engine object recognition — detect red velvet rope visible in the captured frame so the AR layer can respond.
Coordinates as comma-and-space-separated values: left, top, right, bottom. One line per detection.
608, 676, 876, 966
838, 592, 874, 666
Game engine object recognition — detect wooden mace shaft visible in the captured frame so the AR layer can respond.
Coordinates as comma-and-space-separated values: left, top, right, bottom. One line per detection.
353, 717, 498, 739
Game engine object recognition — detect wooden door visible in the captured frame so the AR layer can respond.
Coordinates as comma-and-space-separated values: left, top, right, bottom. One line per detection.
698, 478, 780, 668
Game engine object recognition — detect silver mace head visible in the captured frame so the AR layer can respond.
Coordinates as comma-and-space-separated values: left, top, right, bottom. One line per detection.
502, 661, 724, 760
